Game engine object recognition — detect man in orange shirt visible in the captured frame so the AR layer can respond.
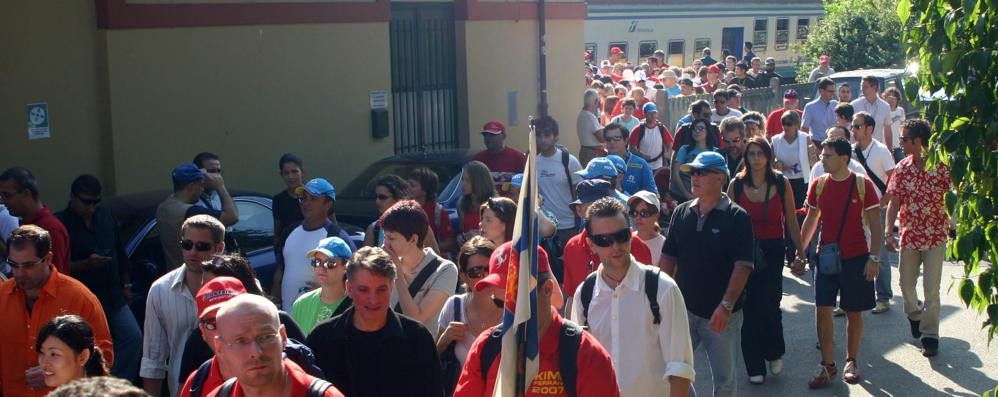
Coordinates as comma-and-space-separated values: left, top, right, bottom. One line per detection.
0, 225, 112, 397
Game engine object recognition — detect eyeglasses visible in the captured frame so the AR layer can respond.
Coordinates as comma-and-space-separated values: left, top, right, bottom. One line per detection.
200, 317, 217, 331
181, 239, 214, 252
464, 266, 489, 279
589, 228, 632, 247
628, 209, 658, 218
217, 332, 281, 350
723, 138, 742, 145
0, 189, 23, 200
6, 257, 45, 270
374, 194, 392, 201
850, 123, 864, 130
310, 258, 341, 270
604, 135, 625, 142
75, 195, 101, 206
694, 125, 707, 132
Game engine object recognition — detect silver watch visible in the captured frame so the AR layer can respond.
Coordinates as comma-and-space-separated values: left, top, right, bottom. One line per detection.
720, 299, 734, 312
869, 255, 881, 263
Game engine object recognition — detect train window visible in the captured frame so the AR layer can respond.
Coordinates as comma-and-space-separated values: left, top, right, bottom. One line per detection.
775, 18, 790, 51
608, 42, 628, 61
753, 18, 768, 52
797, 18, 811, 41
694, 38, 711, 58
585, 43, 597, 63
667, 40, 685, 67
639, 41, 658, 60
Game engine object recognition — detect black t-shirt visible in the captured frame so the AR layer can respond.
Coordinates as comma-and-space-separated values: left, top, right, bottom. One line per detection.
55, 206, 128, 310
662, 196, 755, 318
347, 324, 388, 395
273, 190, 304, 233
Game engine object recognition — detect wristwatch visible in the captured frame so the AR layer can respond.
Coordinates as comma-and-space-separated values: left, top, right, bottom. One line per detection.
869, 255, 881, 263
719, 299, 734, 312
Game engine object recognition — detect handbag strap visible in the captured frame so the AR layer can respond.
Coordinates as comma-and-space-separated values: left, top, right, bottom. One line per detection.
833, 175, 856, 243
761, 182, 772, 225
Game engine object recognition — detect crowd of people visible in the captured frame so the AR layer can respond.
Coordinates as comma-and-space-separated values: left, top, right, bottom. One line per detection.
0, 46, 950, 397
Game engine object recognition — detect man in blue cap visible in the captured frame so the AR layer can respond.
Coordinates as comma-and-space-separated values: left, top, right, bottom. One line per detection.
661, 151, 754, 397
602, 121, 658, 197
272, 178, 357, 311
290, 236, 354, 335
156, 163, 238, 270
629, 101, 673, 174
576, 157, 629, 204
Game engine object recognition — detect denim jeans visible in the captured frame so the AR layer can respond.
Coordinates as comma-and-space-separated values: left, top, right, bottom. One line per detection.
107, 304, 143, 383
689, 310, 743, 397
875, 209, 899, 302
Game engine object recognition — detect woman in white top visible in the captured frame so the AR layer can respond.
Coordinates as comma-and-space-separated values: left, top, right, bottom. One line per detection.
883, 87, 907, 162
771, 110, 817, 263
627, 191, 666, 266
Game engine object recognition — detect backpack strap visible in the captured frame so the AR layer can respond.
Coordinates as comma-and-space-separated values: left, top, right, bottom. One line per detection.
579, 272, 599, 327
644, 268, 661, 325
453, 295, 463, 322
853, 145, 887, 194
307, 378, 333, 397
394, 256, 443, 313
188, 358, 214, 397
731, 178, 744, 204
815, 174, 830, 203
479, 325, 505, 382
433, 203, 444, 238
559, 146, 581, 226
216, 377, 237, 397
559, 320, 584, 397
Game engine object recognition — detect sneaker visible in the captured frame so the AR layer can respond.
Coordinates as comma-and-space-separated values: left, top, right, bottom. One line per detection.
921, 338, 939, 357
843, 359, 861, 384
909, 319, 922, 339
749, 375, 765, 384
769, 358, 784, 375
833, 307, 846, 316
808, 363, 837, 389
872, 301, 891, 314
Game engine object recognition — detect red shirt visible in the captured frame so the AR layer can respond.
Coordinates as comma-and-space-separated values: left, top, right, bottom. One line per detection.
205, 359, 344, 397
473, 147, 527, 198
885, 156, 951, 250
806, 173, 880, 259
20, 205, 70, 274
736, 190, 786, 240
766, 108, 802, 137
421, 200, 454, 241
562, 230, 653, 297
453, 308, 620, 397
180, 357, 223, 397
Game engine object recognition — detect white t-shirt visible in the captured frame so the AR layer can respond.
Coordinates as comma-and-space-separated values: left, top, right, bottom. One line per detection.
711, 108, 743, 125
577, 110, 602, 147
437, 294, 477, 368
390, 248, 458, 338
851, 97, 893, 144
281, 226, 330, 311
636, 125, 666, 169
853, 139, 896, 196
771, 132, 811, 180
537, 148, 584, 229
888, 107, 906, 149
641, 233, 666, 267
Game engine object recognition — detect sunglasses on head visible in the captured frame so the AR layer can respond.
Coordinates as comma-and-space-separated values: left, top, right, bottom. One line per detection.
464, 266, 489, 279
589, 228, 632, 247
180, 239, 214, 252
310, 258, 341, 269
629, 209, 657, 218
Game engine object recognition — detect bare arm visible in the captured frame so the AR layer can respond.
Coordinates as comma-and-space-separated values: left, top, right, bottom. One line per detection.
884, 124, 894, 151
783, 178, 806, 256
883, 193, 900, 251
659, 254, 677, 277
800, 207, 821, 250
142, 378, 164, 396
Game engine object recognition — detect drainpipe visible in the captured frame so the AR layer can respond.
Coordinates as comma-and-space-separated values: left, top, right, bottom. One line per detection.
537, 0, 548, 117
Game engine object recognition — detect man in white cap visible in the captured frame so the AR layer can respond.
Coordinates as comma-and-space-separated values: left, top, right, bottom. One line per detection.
660, 69, 681, 97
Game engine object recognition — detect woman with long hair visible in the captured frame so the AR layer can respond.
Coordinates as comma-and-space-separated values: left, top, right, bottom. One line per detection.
36, 315, 107, 389
727, 137, 806, 385
363, 174, 439, 252
671, 117, 717, 202
478, 197, 517, 246
458, 161, 496, 241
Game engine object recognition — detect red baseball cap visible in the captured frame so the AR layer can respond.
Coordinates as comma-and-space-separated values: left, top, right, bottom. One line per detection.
196, 276, 247, 319
475, 241, 551, 292
482, 120, 507, 135
610, 47, 624, 55
708, 64, 722, 74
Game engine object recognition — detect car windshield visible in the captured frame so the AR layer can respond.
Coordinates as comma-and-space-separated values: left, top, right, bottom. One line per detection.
339, 160, 464, 199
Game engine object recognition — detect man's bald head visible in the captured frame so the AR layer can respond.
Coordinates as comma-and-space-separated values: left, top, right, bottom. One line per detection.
216, 294, 281, 331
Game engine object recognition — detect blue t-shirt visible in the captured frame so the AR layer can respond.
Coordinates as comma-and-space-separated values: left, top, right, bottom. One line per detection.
620, 153, 659, 196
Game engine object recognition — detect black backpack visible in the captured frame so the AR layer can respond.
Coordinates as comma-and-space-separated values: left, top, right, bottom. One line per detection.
479, 320, 585, 397
214, 376, 333, 397
579, 267, 662, 326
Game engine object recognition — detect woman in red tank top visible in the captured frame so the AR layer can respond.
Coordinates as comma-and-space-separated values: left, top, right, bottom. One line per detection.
726, 136, 807, 385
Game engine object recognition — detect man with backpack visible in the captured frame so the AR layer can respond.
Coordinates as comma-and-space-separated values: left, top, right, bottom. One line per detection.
207, 294, 344, 397
570, 198, 694, 397
533, 116, 583, 282
629, 102, 673, 173
454, 242, 620, 397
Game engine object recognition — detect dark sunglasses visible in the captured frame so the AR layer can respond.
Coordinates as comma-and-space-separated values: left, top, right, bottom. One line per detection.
723, 138, 742, 144
200, 317, 217, 331
180, 239, 214, 252
6, 257, 45, 270
604, 135, 625, 142
694, 125, 707, 131
692, 169, 720, 177
464, 266, 489, 279
374, 194, 392, 201
75, 196, 102, 206
850, 123, 864, 130
589, 228, 632, 247
899, 135, 916, 143
491, 295, 505, 309
629, 209, 658, 218
310, 258, 341, 269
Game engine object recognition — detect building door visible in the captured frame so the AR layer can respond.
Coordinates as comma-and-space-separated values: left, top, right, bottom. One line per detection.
721, 27, 744, 61
390, 3, 458, 154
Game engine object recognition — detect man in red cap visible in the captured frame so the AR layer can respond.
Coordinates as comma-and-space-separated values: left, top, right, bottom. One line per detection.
701, 65, 722, 94
179, 276, 248, 397
609, 46, 625, 64
767, 89, 803, 137
808, 54, 835, 82
472, 120, 527, 198
454, 242, 620, 397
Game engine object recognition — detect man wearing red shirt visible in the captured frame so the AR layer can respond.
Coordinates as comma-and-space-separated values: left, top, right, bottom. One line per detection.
801, 137, 883, 389
454, 242, 620, 397
180, 277, 248, 397
472, 120, 527, 198
207, 294, 344, 397
767, 90, 803, 138
0, 167, 70, 274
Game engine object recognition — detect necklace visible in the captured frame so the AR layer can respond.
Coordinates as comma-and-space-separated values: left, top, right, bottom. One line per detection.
603, 271, 625, 284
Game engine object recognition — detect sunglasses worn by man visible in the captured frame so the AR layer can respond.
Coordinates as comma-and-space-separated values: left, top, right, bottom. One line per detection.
589, 228, 632, 247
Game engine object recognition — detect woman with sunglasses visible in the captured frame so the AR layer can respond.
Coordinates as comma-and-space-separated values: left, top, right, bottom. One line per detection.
291, 236, 354, 336
670, 118, 717, 202
772, 110, 817, 264
36, 315, 107, 390
478, 197, 516, 246
727, 137, 806, 385
626, 191, 665, 266
363, 175, 440, 253
458, 161, 496, 244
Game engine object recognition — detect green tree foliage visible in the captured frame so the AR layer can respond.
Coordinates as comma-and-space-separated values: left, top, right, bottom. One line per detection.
794, 0, 905, 82
899, 0, 997, 341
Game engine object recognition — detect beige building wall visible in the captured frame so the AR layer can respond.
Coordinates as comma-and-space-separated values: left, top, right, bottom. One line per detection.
0, 1, 112, 202
105, 23, 393, 195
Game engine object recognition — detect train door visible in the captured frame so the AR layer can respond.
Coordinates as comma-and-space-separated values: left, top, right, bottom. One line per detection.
721, 27, 744, 60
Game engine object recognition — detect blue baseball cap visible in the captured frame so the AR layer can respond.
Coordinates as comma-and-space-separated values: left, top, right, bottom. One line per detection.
576, 157, 618, 180
172, 163, 205, 185
511, 173, 524, 188
642, 102, 658, 114
307, 236, 353, 261
295, 178, 336, 200
605, 155, 627, 174
570, 179, 613, 208
679, 151, 729, 177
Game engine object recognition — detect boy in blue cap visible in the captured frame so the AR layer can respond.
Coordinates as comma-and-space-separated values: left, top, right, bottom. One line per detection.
291, 236, 354, 335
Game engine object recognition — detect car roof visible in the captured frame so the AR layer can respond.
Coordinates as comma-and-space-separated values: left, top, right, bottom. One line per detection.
828, 69, 906, 79
104, 189, 267, 216
372, 148, 474, 164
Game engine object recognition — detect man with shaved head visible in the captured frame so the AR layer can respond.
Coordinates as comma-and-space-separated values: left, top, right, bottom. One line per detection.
207, 294, 344, 396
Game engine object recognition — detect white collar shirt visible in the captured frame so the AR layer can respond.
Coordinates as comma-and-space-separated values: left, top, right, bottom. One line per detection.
569, 258, 695, 397
139, 266, 198, 396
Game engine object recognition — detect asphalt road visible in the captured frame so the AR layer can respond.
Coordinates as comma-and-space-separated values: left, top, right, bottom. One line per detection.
691, 260, 998, 397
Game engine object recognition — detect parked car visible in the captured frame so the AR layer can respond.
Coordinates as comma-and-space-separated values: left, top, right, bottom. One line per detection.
820, 68, 922, 118
105, 190, 363, 325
